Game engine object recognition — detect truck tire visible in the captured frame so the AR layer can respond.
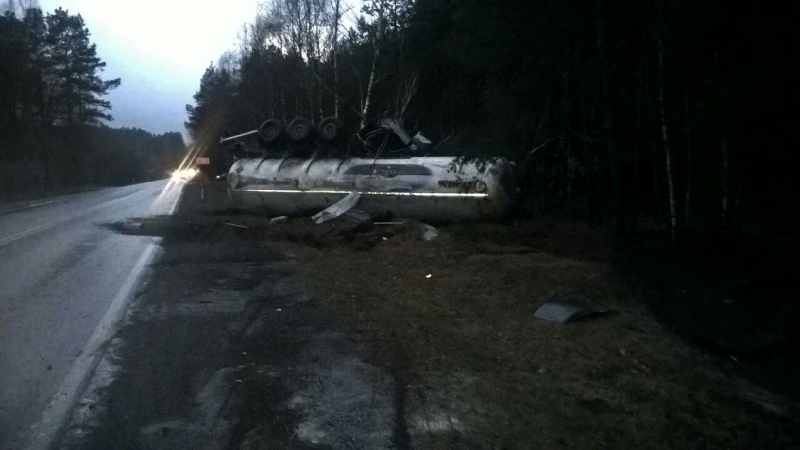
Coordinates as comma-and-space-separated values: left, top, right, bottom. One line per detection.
258, 119, 284, 147
318, 116, 346, 144
287, 117, 314, 144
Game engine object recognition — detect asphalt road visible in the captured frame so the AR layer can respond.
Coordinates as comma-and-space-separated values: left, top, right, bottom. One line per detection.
0, 180, 183, 449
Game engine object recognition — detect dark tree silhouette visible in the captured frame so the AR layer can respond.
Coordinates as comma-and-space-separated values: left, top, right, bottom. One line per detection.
0, 7, 183, 199
44, 8, 120, 126
190, 0, 794, 236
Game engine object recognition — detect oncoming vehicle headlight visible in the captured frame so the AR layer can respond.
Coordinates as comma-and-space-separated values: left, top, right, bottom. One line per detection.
171, 168, 198, 181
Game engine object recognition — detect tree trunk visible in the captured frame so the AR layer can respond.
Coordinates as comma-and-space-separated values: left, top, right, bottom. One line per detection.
306, 77, 315, 122
268, 83, 275, 118
683, 90, 692, 226
721, 129, 729, 227
657, 32, 677, 241
280, 85, 287, 124
361, 15, 385, 129
361, 46, 381, 129
294, 89, 301, 121
332, 0, 340, 118
595, 0, 623, 232
632, 0, 649, 232
316, 59, 324, 122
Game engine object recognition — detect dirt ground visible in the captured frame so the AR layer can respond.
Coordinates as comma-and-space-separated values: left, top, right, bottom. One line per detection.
60, 180, 800, 450
276, 227, 800, 449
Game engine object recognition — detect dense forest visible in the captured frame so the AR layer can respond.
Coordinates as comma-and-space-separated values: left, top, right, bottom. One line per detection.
187, 0, 794, 237
0, 3, 185, 200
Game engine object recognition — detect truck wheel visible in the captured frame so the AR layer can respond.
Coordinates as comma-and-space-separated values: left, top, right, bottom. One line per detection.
258, 119, 284, 146
287, 117, 313, 144
318, 116, 346, 144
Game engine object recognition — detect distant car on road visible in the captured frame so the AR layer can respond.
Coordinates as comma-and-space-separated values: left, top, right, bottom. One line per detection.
172, 168, 198, 182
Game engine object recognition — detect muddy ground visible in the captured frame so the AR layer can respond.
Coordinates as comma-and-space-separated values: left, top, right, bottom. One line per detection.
57, 180, 800, 449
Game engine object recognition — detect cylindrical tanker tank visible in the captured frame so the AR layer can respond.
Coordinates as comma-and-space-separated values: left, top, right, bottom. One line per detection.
227, 156, 516, 222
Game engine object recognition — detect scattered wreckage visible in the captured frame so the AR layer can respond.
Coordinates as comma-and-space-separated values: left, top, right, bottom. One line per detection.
221, 117, 517, 223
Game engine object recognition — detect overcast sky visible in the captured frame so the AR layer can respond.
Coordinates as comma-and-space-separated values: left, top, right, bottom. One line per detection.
38, 0, 260, 140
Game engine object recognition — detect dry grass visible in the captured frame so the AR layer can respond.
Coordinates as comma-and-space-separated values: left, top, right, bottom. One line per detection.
278, 224, 799, 449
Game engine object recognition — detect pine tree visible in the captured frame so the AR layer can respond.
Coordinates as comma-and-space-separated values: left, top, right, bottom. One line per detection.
184, 63, 232, 139
44, 8, 119, 126
0, 10, 25, 126
21, 8, 47, 124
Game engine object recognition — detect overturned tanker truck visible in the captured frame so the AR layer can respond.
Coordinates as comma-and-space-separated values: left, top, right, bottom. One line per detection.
222, 116, 517, 223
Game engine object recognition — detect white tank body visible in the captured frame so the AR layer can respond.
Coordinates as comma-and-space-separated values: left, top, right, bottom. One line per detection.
227, 156, 516, 222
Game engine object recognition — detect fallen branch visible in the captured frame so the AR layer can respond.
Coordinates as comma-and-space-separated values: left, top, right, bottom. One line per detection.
521, 138, 556, 178
224, 222, 250, 229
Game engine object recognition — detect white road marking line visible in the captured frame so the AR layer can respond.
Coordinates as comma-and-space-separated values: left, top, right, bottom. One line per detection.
27, 201, 57, 208
24, 242, 160, 450
0, 200, 57, 217
23, 182, 182, 450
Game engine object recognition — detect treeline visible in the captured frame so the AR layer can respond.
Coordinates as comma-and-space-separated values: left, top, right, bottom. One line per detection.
0, 126, 186, 198
186, 0, 794, 235
0, 5, 185, 199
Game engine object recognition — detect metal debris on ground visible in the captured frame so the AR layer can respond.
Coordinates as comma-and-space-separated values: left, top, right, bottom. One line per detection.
270, 216, 288, 223
534, 302, 613, 324
312, 192, 362, 224
342, 209, 372, 223
420, 223, 438, 241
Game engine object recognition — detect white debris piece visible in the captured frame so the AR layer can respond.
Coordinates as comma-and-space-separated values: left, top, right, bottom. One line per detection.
379, 118, 414, 148
412, 132, 432, 151
224, 222, 249, 229
420, 223, 439, 241
312, 193, 362, 224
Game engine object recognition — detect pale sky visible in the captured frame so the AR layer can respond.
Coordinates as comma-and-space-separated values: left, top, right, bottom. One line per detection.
38, 0, 261, 139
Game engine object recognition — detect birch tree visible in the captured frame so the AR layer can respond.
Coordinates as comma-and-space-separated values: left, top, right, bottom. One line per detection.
657, 20, 677, 241
356, 0, 414, 128
357, 2, 386, 129
331, 0, 341, 117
